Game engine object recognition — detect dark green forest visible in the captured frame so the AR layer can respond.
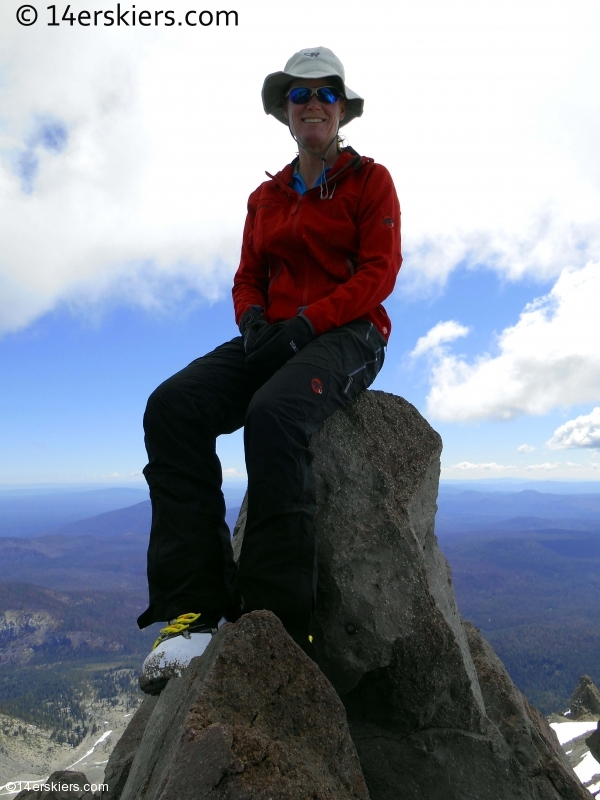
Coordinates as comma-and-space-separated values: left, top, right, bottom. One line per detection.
442, 526, 600, 713
0, 660, 142, 747
0, 583, 153, 745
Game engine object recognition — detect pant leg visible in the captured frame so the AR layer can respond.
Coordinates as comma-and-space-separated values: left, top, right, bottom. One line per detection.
239, 320, 386, 640
138, 337, 261, 628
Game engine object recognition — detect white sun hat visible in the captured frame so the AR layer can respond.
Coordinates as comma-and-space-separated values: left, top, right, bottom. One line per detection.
262, 47, 364, 127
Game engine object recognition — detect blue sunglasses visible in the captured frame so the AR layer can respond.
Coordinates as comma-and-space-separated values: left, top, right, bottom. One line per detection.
285, 86, 343, 105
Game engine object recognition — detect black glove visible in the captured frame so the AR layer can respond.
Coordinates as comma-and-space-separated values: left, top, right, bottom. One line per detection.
239, 307, 270, 355
245, 315, 314, 372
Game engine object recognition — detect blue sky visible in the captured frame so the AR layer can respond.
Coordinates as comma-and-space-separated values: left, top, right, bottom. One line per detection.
1, 0, 599, 487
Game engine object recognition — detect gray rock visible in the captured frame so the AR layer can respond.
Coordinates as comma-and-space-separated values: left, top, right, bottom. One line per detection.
586, 722, 600, 764
235, 391, 481, 707
316, 392, 594, 798
571, 676, 600, 719
101, 695, 158, 800
232, 390, 590, 799
119, 610, 368, 800
14, 770, 95, 800
310, 391, 482, 708
465, 621, 590, 799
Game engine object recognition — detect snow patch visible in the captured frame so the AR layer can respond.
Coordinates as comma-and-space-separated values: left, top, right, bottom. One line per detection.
66, 729, 112, 769
574, 750, 600, 785
550, 720, 599, 745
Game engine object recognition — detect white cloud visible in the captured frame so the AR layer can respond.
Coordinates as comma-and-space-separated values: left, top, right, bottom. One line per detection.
448, 462, 517, 471
441, 460, 600, 478
423, 262, 600, 421
222, 468, 247, 479
411, 321, 470, 358
517, 444, 535, 453
0, 9, 264, 333
1, 1, 600, 332
547, 407, 600, 449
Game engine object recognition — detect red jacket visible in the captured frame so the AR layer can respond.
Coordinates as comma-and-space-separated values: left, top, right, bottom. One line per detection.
232, 149, 402, 341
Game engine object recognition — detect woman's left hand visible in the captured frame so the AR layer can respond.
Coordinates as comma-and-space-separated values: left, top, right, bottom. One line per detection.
245, 315, 314, 371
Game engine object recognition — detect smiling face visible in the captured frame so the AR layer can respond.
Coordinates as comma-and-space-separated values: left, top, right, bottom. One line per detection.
283, 77, 346, 154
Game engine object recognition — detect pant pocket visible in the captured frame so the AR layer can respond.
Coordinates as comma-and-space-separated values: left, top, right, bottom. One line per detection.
342, 330, 385, 400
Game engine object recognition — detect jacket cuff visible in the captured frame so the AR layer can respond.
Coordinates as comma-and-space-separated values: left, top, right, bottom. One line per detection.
238, 305, 264, 334
298, 312, 316, 337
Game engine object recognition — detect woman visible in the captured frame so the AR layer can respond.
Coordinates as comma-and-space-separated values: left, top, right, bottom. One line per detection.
139, 47, 402, 694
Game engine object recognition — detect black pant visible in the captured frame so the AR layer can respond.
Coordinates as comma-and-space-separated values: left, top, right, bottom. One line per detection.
138, 320, 385, 641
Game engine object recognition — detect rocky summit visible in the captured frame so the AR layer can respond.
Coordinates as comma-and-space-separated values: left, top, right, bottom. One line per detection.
571, 676, 600, 719
108, 610, 368, 800
106, 389, 590, 799
307, 390, 590, 800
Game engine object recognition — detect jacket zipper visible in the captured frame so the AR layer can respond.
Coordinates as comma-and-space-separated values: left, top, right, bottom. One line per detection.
290, 195, 311, 307
270, 154, 369, 312
268, 259, 281, 292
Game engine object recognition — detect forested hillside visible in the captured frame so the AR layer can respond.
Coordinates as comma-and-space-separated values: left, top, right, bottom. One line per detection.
441, 524, 600, 712
2, 488, 600, 721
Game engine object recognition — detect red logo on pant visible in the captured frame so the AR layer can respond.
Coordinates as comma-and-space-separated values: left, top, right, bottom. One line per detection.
311, 378, 323, 395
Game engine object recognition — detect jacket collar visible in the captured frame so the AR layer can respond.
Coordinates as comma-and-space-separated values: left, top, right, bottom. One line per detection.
265, 147, 368, 197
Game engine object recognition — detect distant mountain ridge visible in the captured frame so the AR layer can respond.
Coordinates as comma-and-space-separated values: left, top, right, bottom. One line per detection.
0, 502, 242, 593
0, 485, 247, 538
437, 490, 600, 534
0, 494, 242, 540
439, 489, 600, 516
0, 487, 149, 537
48, 500, 152, 537
45, 500, 241, 539
0, 532, 149, 592
440, 480, 600, 494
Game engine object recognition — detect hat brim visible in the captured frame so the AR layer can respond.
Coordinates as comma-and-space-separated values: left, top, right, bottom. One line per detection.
262, 70, 363, 127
